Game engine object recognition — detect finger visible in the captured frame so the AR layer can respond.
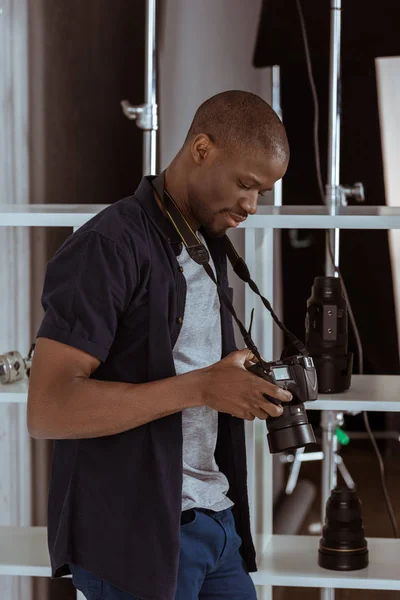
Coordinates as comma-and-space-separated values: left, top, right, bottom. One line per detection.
252, 401, 283, 419
261, 383, 292, 403
245, 412, 256, 421
244, 358, 257, 369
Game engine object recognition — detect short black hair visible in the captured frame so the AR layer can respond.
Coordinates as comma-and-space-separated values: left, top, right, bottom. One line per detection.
185, 90, 289, 162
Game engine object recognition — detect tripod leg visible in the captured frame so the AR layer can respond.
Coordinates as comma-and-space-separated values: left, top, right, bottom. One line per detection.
285, 447, 305, 495
335, 455, 356, 489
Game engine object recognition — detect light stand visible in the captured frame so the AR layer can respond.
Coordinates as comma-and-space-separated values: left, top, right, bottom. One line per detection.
320, 0, 365, 597
121, 0, 158, 175
320, 3, 342, 599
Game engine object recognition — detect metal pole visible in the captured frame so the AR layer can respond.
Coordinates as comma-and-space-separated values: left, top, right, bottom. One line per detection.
321, 412, 338, 523
321, 413, 338, 600
272, 66, 283, 209
325, 0, 342, 277
321, 2, 342, 600
143, 0, 157, 175
121, 0, 158, 176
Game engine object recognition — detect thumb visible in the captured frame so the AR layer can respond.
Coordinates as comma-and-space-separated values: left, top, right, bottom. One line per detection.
230, 348, 256, 367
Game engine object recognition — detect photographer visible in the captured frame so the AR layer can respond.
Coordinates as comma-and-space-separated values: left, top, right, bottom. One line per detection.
27, 90, 291, 600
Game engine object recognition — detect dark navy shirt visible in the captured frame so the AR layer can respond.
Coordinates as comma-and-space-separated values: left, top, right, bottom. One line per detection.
37, 176, 256, 600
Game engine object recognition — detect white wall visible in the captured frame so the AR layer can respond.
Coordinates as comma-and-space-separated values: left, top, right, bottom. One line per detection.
159, 0, 266, 166
159, 0, 273, 333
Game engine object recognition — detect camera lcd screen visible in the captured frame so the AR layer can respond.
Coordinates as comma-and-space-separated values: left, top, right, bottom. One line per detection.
272, 366, 291, 381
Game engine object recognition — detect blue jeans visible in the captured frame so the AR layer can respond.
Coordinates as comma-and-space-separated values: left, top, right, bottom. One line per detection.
69, 507, 257, 599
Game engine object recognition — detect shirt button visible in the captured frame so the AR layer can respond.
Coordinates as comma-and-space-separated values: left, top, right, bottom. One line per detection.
177, 316, 183, 325
178, 266, 184, 273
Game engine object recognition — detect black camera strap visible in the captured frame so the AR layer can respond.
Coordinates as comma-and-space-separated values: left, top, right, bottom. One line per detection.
152, 173, 308, 359
220, 235, 308, 356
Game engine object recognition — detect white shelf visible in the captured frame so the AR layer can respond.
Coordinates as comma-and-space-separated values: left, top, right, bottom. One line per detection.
2, 204, 400, 228
0, 204, 109, 227
0, 379, 29, 403
3, 376, 400, 413
244, 205, 400, 230
0, 527, 50, 577
305, 375, 400, 412
252, 534, 400, 591
1, 527, 399, 591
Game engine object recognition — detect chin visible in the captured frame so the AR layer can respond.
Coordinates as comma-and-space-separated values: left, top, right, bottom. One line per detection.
202, 226, 227, 239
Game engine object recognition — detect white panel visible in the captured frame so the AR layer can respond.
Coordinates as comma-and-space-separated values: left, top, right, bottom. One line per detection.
252, 229, 274, 548
376, 57, 400, 360
159, 0, 267, 168
0, 0, 32, 597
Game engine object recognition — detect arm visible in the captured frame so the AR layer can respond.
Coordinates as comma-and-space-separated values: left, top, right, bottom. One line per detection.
27, 337, 204, 440
27, 338, 291, 440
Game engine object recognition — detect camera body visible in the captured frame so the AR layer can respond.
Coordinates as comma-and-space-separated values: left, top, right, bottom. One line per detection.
247, 354, 318, 454
249, 354, 318, 404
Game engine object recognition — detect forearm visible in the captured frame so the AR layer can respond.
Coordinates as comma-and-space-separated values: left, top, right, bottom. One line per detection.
29, 370, 205, 440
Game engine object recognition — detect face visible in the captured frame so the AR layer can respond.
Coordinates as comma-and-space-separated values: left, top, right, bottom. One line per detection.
186, 137, 288, 237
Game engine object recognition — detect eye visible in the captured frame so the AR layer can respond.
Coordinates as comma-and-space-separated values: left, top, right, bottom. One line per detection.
238, 181, 250, 190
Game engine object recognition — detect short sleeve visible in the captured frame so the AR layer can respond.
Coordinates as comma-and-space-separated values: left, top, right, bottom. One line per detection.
37, 231, 136, 362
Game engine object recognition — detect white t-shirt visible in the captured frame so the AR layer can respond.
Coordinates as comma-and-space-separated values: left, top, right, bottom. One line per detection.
173, 233, 234, 512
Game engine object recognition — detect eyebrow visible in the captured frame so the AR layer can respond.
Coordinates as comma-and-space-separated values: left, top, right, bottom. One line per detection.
241, 174, 272, 192
246, 175, 263, 186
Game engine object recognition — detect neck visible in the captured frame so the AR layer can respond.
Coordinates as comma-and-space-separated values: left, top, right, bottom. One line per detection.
163, 160, 199, 231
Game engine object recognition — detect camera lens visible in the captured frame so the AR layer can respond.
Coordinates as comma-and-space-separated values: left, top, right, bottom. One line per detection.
266, 402, 316, 454
306, 276, 353, 393
318, 486, 369, 571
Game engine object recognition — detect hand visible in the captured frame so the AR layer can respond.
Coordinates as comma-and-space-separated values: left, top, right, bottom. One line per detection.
200, 349, 293, 421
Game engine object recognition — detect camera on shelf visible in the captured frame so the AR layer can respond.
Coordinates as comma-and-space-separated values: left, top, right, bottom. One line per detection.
0, 344, 35, 384
247, 353, 318, 454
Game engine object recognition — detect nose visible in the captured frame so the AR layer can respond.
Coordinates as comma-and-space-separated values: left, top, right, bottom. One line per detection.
239, 192, 258, 216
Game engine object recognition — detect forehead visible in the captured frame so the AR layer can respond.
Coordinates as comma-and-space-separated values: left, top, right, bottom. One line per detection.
222, 148, 288, 187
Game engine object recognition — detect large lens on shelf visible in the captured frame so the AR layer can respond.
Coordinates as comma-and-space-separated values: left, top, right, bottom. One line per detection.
305, 276, 353, 393
319, 486, 369, 571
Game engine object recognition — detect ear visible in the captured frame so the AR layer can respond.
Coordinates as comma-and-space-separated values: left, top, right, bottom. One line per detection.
190, 134, 213, 165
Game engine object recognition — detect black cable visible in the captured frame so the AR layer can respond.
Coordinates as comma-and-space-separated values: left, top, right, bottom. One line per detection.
296, 0, 398, 538
295, 0, 325, 202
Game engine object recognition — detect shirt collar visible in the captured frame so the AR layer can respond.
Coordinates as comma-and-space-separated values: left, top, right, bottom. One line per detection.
133, 176, 181, 245
133, 176, 226, 264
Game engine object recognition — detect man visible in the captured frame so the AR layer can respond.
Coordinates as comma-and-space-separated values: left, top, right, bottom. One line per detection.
27, 90, 291, 600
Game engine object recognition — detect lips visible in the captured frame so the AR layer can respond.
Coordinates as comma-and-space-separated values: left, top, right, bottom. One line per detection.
226, 213, 247, 227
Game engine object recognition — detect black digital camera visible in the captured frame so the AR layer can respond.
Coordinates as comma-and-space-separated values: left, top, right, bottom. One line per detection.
248, 354, 318, 454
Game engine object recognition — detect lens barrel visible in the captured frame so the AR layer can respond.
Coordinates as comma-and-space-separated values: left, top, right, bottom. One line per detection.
318, 487, 369, 571
306, 276, 353, 393
267, 403, 316, 454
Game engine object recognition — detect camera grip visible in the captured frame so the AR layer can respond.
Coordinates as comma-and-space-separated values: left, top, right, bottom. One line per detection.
246, 362, 282, 407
